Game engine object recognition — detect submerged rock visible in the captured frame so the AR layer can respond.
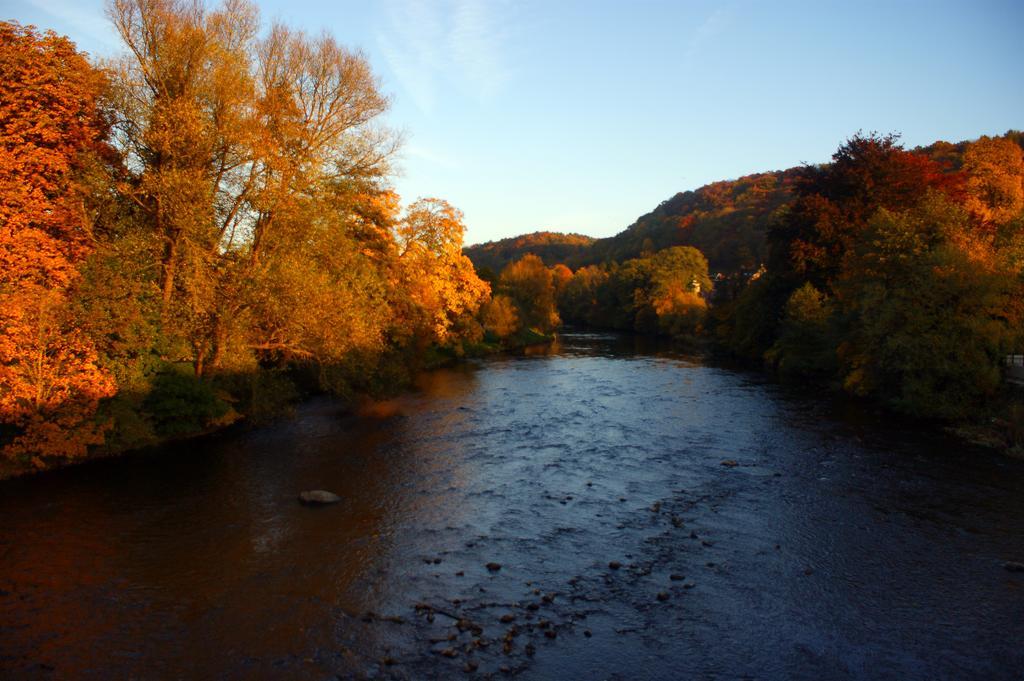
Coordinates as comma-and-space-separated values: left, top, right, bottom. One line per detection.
298, 490, 341, 505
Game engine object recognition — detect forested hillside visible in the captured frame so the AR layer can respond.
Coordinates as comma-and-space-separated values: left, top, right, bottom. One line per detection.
464, 231, 594, 274
582, 170, 800, 274
480, 134, 1023, 280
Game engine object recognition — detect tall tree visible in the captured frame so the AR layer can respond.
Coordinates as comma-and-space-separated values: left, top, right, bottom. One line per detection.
106, 0, 399, 375
0, 22, 116, 464
394, 198, 490, 345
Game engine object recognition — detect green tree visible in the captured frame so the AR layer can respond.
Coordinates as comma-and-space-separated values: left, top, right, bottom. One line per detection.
765, 283, 836, 382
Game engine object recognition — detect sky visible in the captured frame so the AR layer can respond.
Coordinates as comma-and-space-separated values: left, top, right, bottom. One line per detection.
6, 0, 1024, 245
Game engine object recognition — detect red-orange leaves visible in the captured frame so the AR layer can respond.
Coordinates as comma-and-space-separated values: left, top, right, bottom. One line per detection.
0, 23, 114, 464
0, 287, 115, 464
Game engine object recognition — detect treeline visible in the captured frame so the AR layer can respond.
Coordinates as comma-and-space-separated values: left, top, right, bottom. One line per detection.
0, 6, 495, 472
4, 5, 1022, 472
472, 246, 713, 346
558, 247, 711, 338
714, 132, 1024, 423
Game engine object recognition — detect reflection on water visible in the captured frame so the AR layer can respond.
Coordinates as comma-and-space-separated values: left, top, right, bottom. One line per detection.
1, 332, 1023, 679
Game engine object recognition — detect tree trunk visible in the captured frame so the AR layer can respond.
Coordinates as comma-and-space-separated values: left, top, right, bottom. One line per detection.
161, 233, 178, 306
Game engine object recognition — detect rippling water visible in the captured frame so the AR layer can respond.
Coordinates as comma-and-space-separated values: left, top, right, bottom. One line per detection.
2, 332, 1023, 680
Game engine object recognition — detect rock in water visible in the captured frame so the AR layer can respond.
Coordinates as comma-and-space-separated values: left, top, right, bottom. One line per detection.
298, 490, 341, 505
1004, 561, 1024, 573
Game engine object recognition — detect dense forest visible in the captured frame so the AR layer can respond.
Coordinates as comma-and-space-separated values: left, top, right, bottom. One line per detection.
718, 132, 1024, 426
2, 3, 1023, 477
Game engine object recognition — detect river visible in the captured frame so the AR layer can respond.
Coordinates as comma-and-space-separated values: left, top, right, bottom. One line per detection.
1, 332, 1023, 680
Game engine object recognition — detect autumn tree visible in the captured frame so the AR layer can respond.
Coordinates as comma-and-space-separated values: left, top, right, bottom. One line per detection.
0, 22, 116, 464
558, 265, 610, 328
769, 132, 963, 288
106, 0, 401, 376
499, 254, 560, 333
835, 196, 1020, 417
394, 198, 491, 346
550, 263, 573, 296
481, 295, 520, 340
962, 135, 1024, 226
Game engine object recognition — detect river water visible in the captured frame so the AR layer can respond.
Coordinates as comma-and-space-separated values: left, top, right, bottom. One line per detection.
1, 332, 1023, 680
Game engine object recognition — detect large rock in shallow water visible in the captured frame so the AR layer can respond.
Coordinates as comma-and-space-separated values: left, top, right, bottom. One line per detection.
298, 490, 342, 505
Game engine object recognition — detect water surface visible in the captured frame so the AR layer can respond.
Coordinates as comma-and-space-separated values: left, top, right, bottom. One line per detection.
2, 332, 1023, 680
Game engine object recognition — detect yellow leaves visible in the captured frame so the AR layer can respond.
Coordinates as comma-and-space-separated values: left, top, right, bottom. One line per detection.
392, 199, 490, 344
651, 286, 706, 319
398, 198, 467, 257
481, 294, 520, 339
497, 254, 561, 333
963, 136, 1024, 226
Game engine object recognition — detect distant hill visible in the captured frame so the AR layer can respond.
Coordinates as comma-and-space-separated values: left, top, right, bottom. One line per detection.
471, 132, 1017, 277
465, 172, 799, 276
464, 231, 596, 273
581, 169, 801, 274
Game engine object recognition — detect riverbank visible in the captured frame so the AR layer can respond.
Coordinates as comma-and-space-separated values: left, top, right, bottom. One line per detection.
0, 330, 560, 482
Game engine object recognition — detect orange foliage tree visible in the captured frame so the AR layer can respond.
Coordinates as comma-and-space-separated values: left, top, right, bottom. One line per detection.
963, 136, 1024, 226
0, 22, 115, 464
394, 198, 491, 345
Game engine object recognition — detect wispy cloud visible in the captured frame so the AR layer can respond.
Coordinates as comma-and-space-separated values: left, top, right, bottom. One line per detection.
376, 0, 513, 114
684, 7, 732, 63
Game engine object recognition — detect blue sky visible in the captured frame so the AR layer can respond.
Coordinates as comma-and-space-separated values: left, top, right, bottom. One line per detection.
7, 0, 1023, 245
